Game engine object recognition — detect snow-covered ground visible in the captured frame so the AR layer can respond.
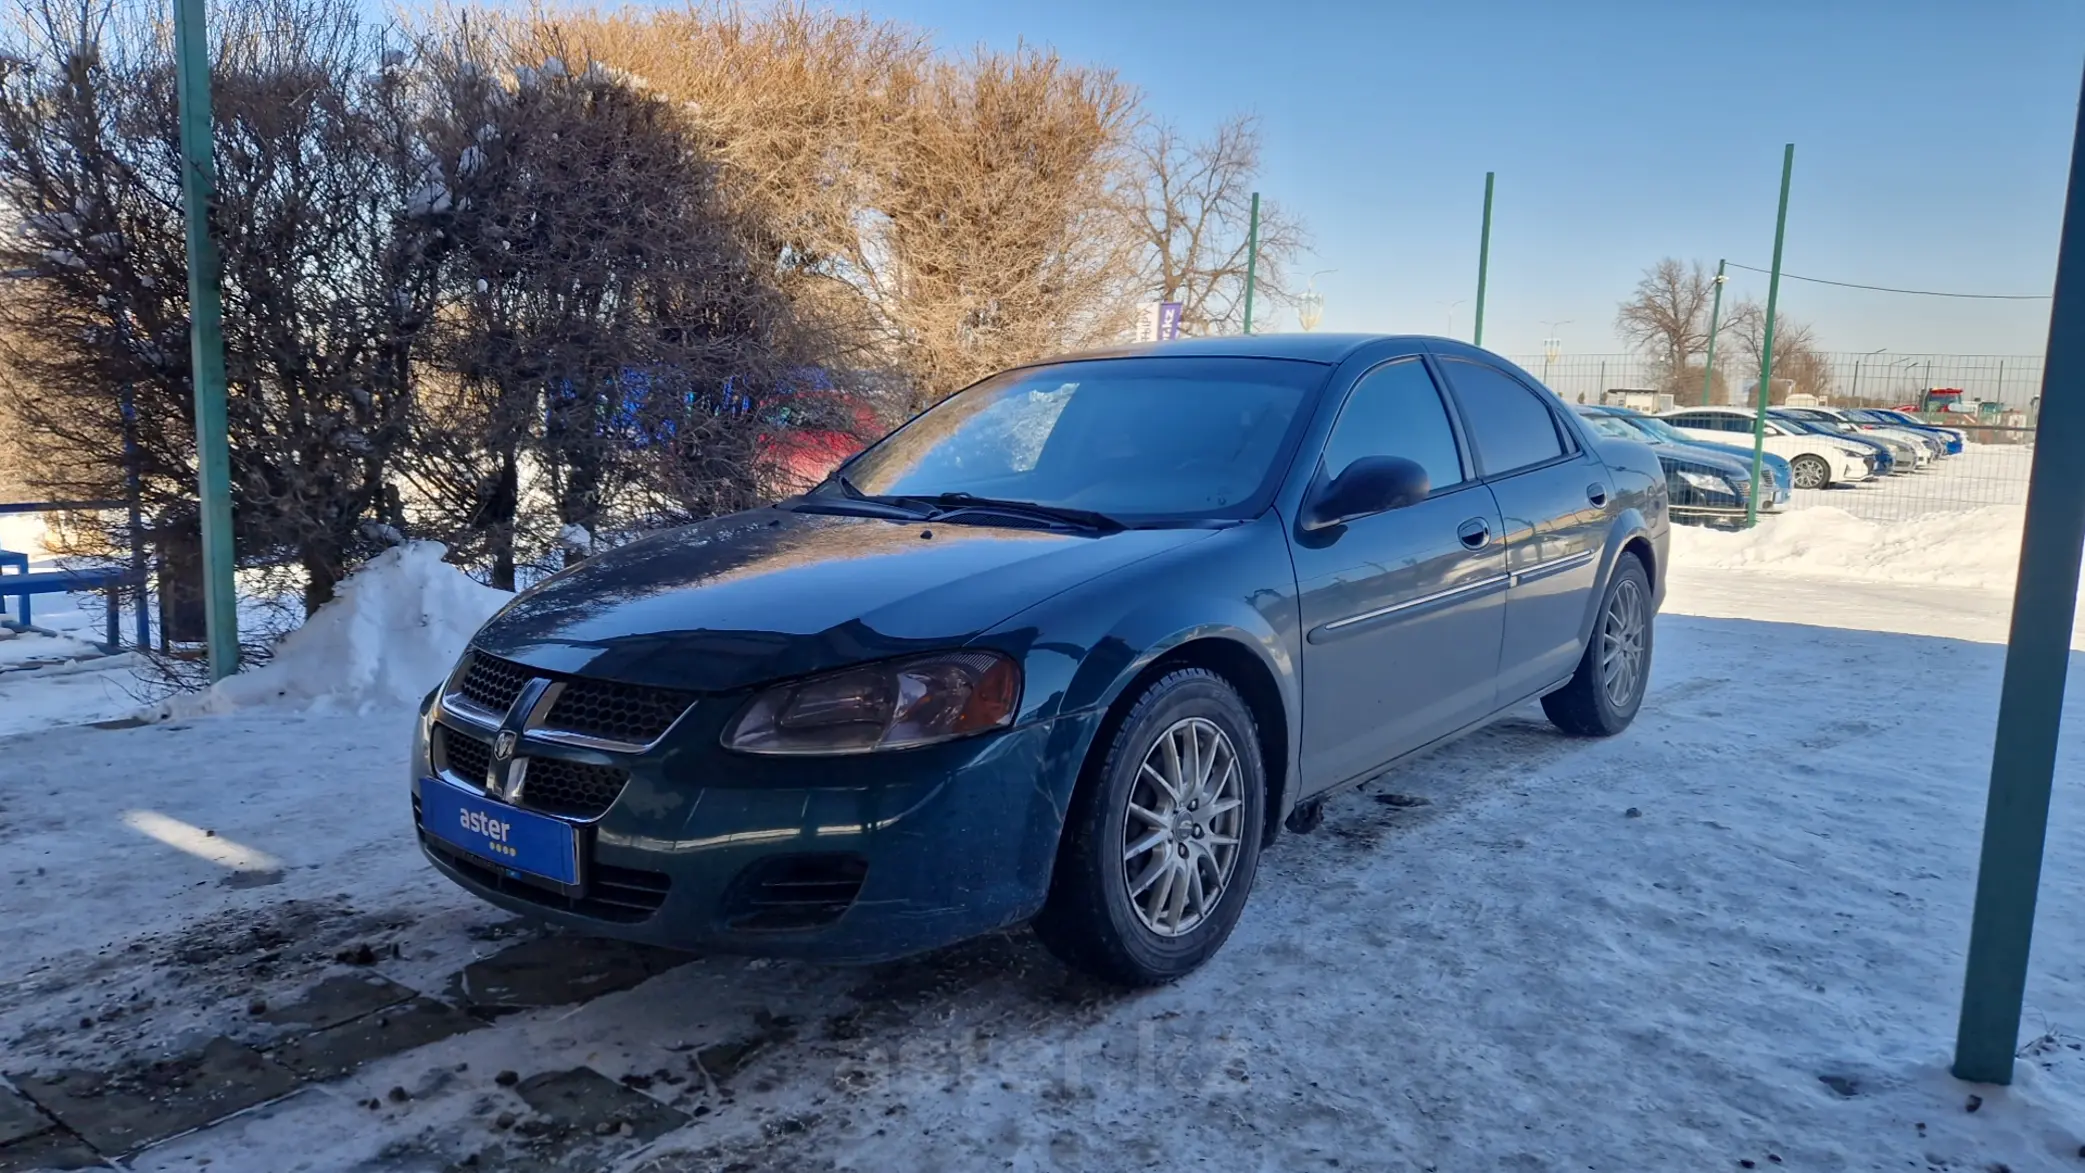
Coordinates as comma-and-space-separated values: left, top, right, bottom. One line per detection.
5, 480, 2085, 1171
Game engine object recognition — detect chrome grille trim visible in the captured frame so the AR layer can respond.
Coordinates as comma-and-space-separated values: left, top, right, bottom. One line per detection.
437, 652, 698, 754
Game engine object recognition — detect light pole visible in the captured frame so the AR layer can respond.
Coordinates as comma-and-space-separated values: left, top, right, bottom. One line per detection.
1888, 356, 1920, 406
176, 0, 238, 679
1539, 319, 1573, 390
1297, 269, 1336, 331
1701, 260, 1728, 406
1849, 347, 1886, 405
1241, 191, 1261, 334
1439, 300, 1466, 338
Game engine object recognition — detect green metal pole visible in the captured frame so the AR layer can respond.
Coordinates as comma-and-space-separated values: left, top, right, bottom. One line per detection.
1241, 192, 1260, 335
1746, 145, 1794, 529
1952, 65, 2085, 1087
1473, 172, 1494, 346
1701, 259, 1727, 406
174, 0, 237, 680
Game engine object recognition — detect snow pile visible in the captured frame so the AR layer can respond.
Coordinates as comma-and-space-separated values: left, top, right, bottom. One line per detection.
171, 542, 508, 716
1672, 504, 2028, 591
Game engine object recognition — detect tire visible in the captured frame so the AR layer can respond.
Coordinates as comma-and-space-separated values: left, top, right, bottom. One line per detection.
1034, 668, 1266, 986
1790, 454, 1830, 490
1542, 554, 1653, 738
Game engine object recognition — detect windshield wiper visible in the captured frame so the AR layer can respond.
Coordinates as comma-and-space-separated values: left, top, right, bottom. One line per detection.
789, 474, 937, 519
920, 492, 1124, 533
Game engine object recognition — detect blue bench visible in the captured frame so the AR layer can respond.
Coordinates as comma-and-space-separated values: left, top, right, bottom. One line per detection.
1, 566, 129, 649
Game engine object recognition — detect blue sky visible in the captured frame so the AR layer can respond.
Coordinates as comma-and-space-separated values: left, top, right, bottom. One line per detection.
865, 0, 2084, 358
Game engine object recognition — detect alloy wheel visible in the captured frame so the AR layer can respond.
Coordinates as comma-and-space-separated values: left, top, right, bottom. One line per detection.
1121, 716, 1245, 937
1601, 577, 1647, 709
1792, 456, 1828, 490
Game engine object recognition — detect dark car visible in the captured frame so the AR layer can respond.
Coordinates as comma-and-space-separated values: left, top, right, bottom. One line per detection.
1573, 404, 1785, 525
412, 335, 1670, 986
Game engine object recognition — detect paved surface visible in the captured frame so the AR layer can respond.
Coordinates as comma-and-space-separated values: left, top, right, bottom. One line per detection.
0, 931, 701, 1172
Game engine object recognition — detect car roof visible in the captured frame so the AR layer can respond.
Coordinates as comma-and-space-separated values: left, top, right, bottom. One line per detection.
1036, 333, 1462, 366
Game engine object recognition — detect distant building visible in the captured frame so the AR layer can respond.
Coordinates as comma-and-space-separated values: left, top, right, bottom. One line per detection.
1600, 387, 1675, 414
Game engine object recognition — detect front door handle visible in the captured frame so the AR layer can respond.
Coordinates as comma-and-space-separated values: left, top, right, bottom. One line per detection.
1586, 483, 1609, 506
1457, 518, 1491, 549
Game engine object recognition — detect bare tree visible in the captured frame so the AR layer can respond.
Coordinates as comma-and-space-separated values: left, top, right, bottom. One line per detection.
0, 0, 435, 617
1725, 301, 1831, 406
544, 2, 918, 425
554, 9, 1144, 409
865, 46, 1143, 408
1122, 114, 1308, 336
395, 23, 814, 587
1615, 258, 1722, 397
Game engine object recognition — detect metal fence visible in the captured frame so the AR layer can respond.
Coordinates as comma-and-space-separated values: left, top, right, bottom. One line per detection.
1509, 351, 2040, 526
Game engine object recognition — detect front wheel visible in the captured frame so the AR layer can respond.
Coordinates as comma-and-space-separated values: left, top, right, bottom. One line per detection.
1790, 454, 1831, 490
1034, 668, 1266, 986
1542, 554, 1653, 737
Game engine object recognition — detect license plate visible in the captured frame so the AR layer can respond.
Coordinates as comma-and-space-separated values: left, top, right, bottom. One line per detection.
420, 777, 580, 886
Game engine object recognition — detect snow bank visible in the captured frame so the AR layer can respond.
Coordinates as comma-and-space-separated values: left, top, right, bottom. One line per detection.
169, 542, 508, 716
1671, 504, 2028, 591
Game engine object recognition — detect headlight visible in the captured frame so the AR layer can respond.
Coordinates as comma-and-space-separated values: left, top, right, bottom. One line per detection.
1676, 469, 1740, 495
723, 650, 1022, 755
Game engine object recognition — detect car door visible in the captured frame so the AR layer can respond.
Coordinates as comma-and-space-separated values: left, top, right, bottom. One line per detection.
1436, 358, 1613, 703
1290, 356, 1507, 795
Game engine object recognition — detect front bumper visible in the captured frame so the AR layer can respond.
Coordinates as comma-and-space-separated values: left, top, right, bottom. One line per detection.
411, 689, 1101, 964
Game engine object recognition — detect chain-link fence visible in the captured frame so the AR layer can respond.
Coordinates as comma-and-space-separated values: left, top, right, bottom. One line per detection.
1510, 351, 2039, 526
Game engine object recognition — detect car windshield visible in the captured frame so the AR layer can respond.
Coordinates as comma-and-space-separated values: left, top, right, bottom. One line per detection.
1621, 415, 1691, 444
816, 356, 1326, 522
1581, 414, 1642, 441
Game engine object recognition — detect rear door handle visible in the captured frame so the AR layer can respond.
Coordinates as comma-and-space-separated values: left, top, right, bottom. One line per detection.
1586, 483, 1608, 506
1457, 518, 1491, 549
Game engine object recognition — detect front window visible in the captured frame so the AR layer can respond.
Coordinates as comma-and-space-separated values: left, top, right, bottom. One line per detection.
823, 356, 1326, 522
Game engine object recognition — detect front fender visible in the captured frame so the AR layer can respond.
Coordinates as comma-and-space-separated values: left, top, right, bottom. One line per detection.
973, 516, 1304, 827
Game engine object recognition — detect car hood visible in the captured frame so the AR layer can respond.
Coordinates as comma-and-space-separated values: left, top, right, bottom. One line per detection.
1650, 445, 1754, 480
1666, 439, 1791, 481
471, 507, 1213, 692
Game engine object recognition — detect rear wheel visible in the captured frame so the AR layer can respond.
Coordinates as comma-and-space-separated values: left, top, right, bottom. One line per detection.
1790, 454, 1830, 490
1034, 669, 1266, 986
1542, 554, 1652, 738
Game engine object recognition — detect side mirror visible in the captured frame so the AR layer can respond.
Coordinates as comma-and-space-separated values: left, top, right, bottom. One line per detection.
1300, 456, 1430, 531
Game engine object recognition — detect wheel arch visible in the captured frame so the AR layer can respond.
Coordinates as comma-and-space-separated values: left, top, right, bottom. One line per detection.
1571, 510, 1658, 653
1073, 628, 1296, 850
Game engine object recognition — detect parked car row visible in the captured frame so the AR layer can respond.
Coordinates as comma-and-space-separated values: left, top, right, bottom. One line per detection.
1651, 405, 1964, 492
1573, 405, 1791, 526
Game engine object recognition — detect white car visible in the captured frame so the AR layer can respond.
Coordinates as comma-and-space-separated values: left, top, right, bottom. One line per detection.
1781, 406, 1939, 468
1658, 407, 1877, 489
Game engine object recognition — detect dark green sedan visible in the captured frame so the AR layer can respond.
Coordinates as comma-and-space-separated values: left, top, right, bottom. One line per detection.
412, 335, 1669, 986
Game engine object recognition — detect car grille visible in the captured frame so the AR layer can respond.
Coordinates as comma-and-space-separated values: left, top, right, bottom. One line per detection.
439, 725, 492, 785
451, 651, 697, 747
721, 854, 869, 932
457, 653, 530, 715
546, 677, 699, 745
521, 757, 631, 820
435, 725, 630, 821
